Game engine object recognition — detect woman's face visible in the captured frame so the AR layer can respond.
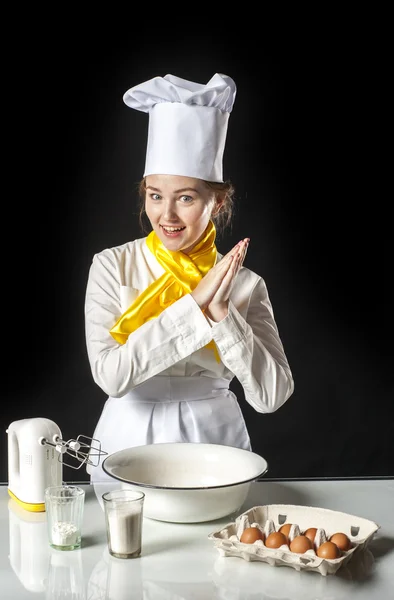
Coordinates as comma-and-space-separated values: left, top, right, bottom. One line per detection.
144, 174, 220, 254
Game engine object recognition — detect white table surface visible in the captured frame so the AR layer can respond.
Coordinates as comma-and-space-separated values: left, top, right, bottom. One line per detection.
1, 478, 393, 599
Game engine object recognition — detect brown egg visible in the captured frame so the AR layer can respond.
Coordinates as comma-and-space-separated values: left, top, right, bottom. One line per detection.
240, 526, 265, 544
265, 531, 288, 548
317, 541, 341, 559
304, 527, 318, 543
329, 532, 351, 551
290, 535, 313, 554
279, 523, 292, 540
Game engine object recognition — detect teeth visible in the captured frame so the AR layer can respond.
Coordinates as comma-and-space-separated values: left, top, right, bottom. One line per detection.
162, 226, 184, 232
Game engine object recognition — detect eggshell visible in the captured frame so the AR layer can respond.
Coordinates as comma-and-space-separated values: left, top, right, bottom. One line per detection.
279, 523, 292, 540
317, 541, 341, 559
329, 532, 351, 551
265, 531, 288, 548
240, 526, 264, 544
290, 535, 313, 554
304, 527, 318, 543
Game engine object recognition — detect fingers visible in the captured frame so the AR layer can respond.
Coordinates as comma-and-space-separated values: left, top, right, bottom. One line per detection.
232, 238, 249, 269
242, 239, 250, 265
223, 239, 247, 260
192, 239, 249, 310
215, 238, 250, 297
220, 239, 249, 283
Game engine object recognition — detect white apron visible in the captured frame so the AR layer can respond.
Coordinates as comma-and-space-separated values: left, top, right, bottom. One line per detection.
88, 375, 251, 482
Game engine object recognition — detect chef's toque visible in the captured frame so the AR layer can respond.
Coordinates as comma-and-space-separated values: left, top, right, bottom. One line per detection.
123, 73, 236, 183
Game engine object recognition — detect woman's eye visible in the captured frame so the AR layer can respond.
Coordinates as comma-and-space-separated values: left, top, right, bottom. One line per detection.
151, 193, 161, 201
180, 195, 193, 203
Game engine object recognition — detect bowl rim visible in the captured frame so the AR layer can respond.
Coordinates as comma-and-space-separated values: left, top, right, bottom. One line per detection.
102, 442, 269, 490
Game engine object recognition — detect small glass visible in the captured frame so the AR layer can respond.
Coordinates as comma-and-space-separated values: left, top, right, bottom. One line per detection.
44, 485, 85, 551
102, 489, 145, 559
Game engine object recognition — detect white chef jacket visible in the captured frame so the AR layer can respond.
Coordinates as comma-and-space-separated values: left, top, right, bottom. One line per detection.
84, 236, 294, 481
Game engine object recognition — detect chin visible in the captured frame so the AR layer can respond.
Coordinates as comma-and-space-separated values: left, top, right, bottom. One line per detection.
158, 233, 187, 251
164, 240, 186, 252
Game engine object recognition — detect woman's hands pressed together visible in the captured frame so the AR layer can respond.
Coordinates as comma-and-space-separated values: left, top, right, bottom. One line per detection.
191, 238, 250, 322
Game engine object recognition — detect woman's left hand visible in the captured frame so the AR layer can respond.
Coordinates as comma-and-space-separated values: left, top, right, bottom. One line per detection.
205, 238, 249, 322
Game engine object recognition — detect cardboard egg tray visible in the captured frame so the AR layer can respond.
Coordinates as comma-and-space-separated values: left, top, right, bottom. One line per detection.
208, 504, 380, 576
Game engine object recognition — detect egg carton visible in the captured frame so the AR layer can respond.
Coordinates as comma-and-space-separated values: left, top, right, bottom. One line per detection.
208, 504, 380, 576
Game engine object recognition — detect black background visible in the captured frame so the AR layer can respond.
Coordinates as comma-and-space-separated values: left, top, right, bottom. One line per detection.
3, 18, 393, 482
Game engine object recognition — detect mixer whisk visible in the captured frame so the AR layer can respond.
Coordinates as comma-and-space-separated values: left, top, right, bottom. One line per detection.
39, 433, 108, 470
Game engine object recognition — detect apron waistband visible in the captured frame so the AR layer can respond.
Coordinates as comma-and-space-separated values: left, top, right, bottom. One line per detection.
115, 376, 231, 403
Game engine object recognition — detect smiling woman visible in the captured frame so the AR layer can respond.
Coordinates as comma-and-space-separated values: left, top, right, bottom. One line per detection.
144, 175, 218, 254
138, 177, 234, 239
84, 72, 294, 483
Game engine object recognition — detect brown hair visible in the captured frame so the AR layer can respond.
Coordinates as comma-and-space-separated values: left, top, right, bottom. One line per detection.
137, 178, 235, 238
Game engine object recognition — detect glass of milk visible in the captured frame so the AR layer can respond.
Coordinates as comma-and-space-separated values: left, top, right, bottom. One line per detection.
102, 489, 145, 559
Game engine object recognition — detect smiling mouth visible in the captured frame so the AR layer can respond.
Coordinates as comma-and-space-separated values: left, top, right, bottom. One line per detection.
160, 225, 186, 233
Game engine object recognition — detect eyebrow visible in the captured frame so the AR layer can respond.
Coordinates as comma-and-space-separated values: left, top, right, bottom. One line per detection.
146, 186, 199, 194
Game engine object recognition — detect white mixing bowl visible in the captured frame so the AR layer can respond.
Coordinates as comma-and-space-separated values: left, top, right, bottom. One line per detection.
101, 442, 268, 523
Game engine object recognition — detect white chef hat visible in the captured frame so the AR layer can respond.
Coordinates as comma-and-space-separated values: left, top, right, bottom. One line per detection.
123, 73, 236, 183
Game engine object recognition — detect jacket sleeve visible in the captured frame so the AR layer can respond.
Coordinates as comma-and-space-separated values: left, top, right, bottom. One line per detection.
211, 276, 294, 413
84, 251, 214, 397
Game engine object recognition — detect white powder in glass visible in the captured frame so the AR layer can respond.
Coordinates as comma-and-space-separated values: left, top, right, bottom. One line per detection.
51, 521, 79, 546
107, 505, 142, 555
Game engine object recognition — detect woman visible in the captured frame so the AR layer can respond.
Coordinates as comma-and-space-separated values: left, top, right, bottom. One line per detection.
84, 73, 294, 481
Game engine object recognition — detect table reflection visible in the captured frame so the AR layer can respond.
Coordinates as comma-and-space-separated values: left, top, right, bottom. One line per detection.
211, 547, 375, 600
46, 549, 86, 600
8, 497, 87, 599
88, 548, 143, 599
8, 498, 49, 592
88, 545, 218, 599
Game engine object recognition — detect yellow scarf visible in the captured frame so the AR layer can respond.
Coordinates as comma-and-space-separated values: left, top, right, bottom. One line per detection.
110, 220, 220, 361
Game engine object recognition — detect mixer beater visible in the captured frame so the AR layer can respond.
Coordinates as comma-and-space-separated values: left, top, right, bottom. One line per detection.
39, 432, 107, 470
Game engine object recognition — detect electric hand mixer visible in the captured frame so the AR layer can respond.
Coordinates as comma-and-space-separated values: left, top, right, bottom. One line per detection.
7, 417, 107, 512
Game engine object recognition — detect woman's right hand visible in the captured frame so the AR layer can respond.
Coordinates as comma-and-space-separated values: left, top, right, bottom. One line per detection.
191, 239, 249, 311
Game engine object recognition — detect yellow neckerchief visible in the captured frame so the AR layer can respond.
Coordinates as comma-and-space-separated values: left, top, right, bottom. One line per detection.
109, 220, 220, 362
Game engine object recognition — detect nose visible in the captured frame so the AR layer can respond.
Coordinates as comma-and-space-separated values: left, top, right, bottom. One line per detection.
162, 199, 179, 221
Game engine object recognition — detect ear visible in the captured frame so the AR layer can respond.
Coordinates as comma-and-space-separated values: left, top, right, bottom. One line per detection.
212, 195, 225, 217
